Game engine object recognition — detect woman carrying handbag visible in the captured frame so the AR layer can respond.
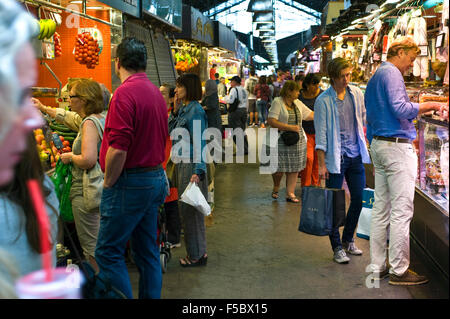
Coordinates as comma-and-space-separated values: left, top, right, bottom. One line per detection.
58, 79, 105, 273
266, 81, 314, 202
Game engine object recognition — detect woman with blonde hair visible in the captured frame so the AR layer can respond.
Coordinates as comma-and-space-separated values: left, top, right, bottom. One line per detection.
58, 79, 105, 272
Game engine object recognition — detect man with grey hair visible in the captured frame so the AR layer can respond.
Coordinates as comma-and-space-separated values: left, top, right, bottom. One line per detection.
365, 37, 444, 285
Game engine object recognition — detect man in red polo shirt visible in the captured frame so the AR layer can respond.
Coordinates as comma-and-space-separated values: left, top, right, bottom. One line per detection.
95, 37, 169, 299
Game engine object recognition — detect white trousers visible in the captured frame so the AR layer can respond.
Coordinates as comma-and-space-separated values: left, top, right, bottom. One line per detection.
369, 139, 417, 276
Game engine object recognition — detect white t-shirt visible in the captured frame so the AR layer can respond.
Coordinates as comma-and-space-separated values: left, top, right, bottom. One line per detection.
268, 97, 312, 125
244, 76, 259, 99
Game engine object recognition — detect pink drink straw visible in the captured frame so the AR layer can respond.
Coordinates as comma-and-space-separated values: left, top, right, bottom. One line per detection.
26, 179, 53, 282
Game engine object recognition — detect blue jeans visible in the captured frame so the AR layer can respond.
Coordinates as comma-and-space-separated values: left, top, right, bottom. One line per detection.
95, 169, 168, 299
326, 155, 365, 252
256, 100, 268, 124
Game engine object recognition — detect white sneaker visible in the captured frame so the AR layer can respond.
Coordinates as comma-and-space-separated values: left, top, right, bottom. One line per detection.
333, 248, 350, 264
343, 242, 363, 255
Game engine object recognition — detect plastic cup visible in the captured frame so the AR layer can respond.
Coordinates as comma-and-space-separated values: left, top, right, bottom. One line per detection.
15, 267, 84, 299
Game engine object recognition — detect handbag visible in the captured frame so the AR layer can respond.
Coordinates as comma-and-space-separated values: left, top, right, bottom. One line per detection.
81, 116, 104, 211
82, 163, 104, 211
298, 186, 334, 236
280, 106, 299, 146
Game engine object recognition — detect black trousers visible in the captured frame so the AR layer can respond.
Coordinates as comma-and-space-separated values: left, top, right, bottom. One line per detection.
228, 108, 249, 153
163, 200, 181, 244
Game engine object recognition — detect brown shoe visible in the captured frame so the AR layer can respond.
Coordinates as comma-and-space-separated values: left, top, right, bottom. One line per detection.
373, 268, 389, 281
389, 269, 429, 286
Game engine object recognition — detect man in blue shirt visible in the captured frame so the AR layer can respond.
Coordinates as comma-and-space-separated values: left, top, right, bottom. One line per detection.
365, 37, 443, 286
315, 58, 371, 264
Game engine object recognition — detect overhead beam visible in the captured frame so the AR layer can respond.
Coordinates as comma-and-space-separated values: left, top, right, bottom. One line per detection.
205, 0, 247, 18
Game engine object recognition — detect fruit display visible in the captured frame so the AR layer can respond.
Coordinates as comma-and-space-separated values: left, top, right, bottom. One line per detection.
48, 120, 77, 145
38, 19, 57, 40
74, 32, 100, 69
34, 121, 77, 170
54, 32, 62, 58
173, 44, 201, 73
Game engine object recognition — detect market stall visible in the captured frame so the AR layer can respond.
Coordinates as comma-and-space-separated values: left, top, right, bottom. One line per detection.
20, 0, 122, 174
324, 0, 449, 278
208, 20, 240, 83
128, 0, 181, 86
19, 0, 125, 266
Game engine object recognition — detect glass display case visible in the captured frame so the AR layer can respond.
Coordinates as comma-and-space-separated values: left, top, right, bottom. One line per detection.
414, 88, 449, 215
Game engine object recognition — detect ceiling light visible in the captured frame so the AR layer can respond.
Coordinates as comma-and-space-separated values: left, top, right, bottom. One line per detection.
87, 6, 104, 10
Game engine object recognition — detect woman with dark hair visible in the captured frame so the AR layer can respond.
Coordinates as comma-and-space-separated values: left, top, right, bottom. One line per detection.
299, 73, 322, 187
0, 132, 59, 277
169, 73, 209, 267
201, 79, 222, 132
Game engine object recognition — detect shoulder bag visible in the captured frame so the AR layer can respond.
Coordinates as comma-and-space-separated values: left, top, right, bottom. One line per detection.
227, 87, 240, 113
81, 116, 105, 211
280, 105, 300, 146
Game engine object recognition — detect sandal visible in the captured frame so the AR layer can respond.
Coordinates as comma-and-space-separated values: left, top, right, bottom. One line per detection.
271, 191, 279, 199
286, 195, 300, 203
179, 254, 208, 268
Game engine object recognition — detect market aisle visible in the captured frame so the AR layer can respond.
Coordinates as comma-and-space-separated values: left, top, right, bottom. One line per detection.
128, 129, 448, 299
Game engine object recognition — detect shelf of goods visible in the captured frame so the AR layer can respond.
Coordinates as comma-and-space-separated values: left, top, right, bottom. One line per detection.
415, 90, 449, 215
35, 114, 76, 174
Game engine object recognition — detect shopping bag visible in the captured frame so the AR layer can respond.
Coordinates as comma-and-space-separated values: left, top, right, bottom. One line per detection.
51, 160, 73, 222
298, 186, 333, 236
179, 182, 211, 216
331, 188, 346, 228
356, 188, 374, 240
356, 207, 372, 240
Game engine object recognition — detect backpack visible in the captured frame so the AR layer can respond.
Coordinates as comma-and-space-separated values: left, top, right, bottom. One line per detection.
247, 78, 257, 95
227, 87, 240, 113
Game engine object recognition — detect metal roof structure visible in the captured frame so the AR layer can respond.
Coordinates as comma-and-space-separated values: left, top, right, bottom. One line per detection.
181, 0, 331, 67
182, 0, 331, 13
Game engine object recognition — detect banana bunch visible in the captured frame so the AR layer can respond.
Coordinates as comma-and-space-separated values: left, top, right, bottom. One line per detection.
38, 19, 57, 40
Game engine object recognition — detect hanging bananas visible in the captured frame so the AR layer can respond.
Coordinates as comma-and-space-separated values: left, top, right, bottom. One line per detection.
37, 19, 57, 40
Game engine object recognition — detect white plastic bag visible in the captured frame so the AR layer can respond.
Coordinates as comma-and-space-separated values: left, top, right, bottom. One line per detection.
179, 182, 211, 216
